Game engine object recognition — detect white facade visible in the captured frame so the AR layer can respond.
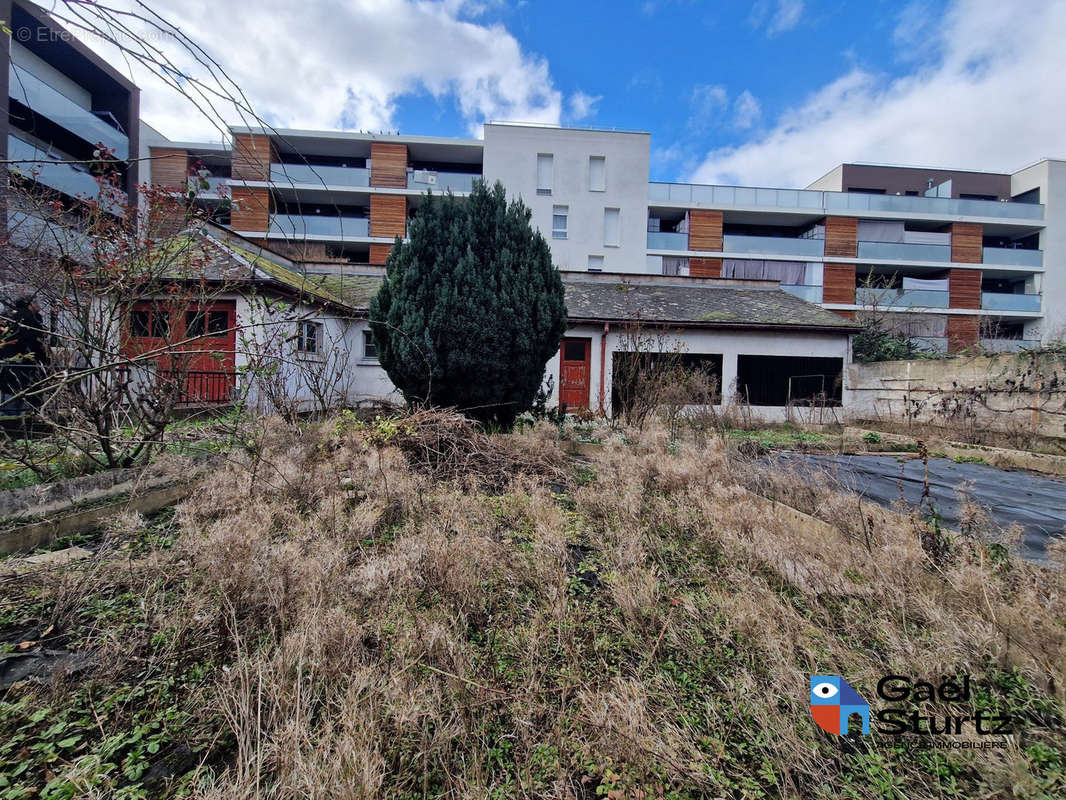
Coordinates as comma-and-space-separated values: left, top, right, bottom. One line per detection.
540, 323, 850, 421
1011, 159, 1066, 340
483, 123, 651, 273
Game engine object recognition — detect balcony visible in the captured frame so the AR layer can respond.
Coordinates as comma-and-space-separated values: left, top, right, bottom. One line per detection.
8, 135, 103, 200
646, 230, 687, 250
648, 181, 1044, 221
856, 240, 951, 262
982, 247, 1043, 268
9, 64, 129, 160
724, 234, 824, 258
270, 162, 370, 189
268, 214, 370, 239
409, 170, 481, 193
981, 292, 1041, 312
855, 287, 950, 309
781, 284, 823, 303
980, 338, 1040, 353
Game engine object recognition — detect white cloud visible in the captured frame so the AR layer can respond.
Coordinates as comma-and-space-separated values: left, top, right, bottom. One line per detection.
750, 0, 805, 37
690, 0, 1066, 187
50, 0, 561, 141
687, 84, 728, 132
732, 90, 761, 129
568, 90, 602, 122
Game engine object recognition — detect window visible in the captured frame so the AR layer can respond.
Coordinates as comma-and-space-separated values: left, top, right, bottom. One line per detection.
563, 339, 587, 362
362, 329, 378, 360
587, 255, 604, 271
297, 320, 322, 354
604, 208, 620, 247
130, 309, 168, 338
131, 310, 151, 338
589, 155, 606, 191
736, 355, 843, 407
185, 310, 228, 337
536, 153, 553, 195
552, 205, 568, 239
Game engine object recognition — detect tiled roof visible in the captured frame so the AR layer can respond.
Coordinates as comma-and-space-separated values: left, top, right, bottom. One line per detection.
562, 278, 857, 331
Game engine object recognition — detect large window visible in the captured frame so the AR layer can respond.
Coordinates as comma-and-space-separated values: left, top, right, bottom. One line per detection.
589, 155, 606, 192
736, 355, 843, 406
536, 153, 553, 195
611, 352, 723, 415
552, 205, 568, 239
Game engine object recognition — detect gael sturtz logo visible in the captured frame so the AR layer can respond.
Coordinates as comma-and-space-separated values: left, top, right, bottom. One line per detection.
810, 675, 1013, 739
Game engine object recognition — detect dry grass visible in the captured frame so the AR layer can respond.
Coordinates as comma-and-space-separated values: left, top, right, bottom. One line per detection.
1, 412, 1064, 799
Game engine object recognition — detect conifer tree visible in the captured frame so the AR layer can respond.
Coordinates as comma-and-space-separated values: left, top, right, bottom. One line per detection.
369, 181, 567, 427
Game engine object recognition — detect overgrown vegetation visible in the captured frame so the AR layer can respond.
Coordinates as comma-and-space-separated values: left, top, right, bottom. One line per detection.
0, 412, 1063, 798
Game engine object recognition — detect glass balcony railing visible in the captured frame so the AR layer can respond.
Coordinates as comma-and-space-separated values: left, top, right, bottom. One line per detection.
9, 64, 129, 160
646, 230, 688, 250
409, 170, 481, 193
648, 181, 1045, 221
857, 240, 951, 262
723, 234, 824, 258
981, 292, 1041, 312
982, 247, 1043, 267
268, 214, 370, 239
781, 284, 823, 302
7, 135, 123, 213
913, 337, 948, 353
980, 338, 1040, 353
270, 162, 370, 188
855, 287, 950, 308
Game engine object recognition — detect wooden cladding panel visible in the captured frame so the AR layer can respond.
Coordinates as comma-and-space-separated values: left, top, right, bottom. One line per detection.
822, 264, 856, 304
947, 315, 980, 352
824, 216, 858, 258
370, 143, 408, 188
370, 194, 407, 239
232, 134, 273, 181
948, 268, 982, 309
689, 258, 722, 278
950, 222, 983, 264
369, 243, 393, 266
150, 147, 188, 187
688, 210, 723, 252
230, 187, 270, 232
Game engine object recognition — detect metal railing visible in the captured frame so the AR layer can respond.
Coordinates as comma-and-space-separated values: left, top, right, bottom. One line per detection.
157, 370, 237, 405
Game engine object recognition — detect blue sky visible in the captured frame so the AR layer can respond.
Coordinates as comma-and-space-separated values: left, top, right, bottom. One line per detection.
387, 0, 952, 181
70, 0, 1066, 188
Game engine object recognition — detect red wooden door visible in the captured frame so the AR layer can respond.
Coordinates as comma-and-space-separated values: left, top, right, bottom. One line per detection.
558, 338, 591, 410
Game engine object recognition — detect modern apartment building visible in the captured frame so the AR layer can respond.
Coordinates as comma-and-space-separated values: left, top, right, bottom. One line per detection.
1, 0, 139, 225
147, 122, 1058, 354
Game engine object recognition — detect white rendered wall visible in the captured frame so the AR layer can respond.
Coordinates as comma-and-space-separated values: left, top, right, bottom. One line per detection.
542, 323, 851, 419
1011, 160, 1064, 342
483, 124, 651, 274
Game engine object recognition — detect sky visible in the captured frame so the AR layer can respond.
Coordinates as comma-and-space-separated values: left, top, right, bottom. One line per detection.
49, 0, 1066, 188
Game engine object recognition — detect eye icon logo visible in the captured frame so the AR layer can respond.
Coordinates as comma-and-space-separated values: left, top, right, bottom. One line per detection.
810, 676, 870, 735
